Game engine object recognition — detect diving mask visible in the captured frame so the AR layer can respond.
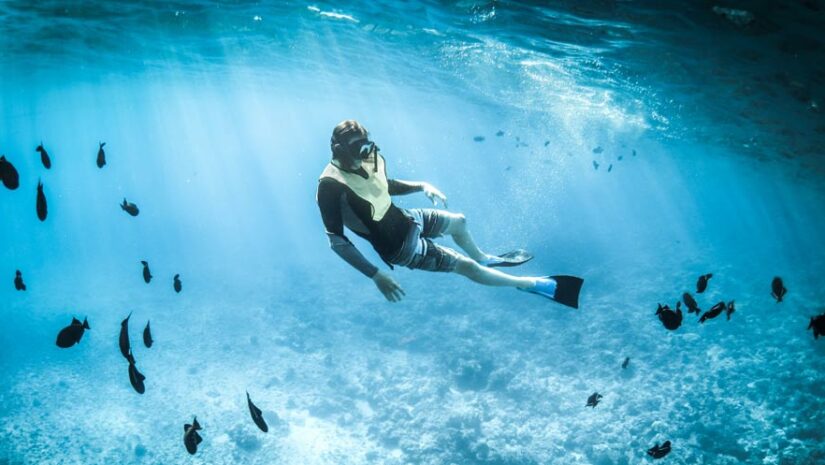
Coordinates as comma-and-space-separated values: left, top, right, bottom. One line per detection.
347, 137, 378, 160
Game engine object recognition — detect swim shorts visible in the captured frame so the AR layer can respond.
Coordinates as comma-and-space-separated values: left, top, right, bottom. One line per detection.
389, 208, 463, 272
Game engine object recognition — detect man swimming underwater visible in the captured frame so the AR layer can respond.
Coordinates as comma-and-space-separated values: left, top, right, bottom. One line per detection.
316, 120, 582, 307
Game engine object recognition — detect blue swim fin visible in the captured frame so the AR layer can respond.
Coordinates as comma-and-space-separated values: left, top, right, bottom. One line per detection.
519, 275, 584, 309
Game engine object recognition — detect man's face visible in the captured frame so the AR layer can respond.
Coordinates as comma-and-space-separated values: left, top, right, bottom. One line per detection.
343, 132, 375, 160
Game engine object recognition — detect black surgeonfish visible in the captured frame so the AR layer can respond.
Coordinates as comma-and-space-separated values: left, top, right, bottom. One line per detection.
183, 417, 203, 455
14, 270, 26, 291
121, 198, 139, 216
682, 292, 701, 315
56, 317, 90, 348
0, 155, 20, 190
586, 392, 602, 408
143, 320, 153, 348
173, 274, 182, 293
36, 143, 51, 169
622, 357, 630, 369
808, 313, 825, 339
36, 179, 47, 221
725, 300, 736, 320
771, 277, 787, 302
247, 391, 269, 432
699, 301, 726, 324
96, 142, 106, 168
126, 350, 146, 394
647, 440, 671, 459
656, 302, 683, 330
141, 261, 152, 283
119, 312, 132, 359
696, 273, 713, 293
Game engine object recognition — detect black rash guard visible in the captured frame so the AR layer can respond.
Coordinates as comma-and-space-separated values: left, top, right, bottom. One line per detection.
317, 165, 421, 278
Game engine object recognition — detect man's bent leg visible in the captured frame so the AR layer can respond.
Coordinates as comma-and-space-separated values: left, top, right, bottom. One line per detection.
453, 255, 536, 288
441, 213, 491, 262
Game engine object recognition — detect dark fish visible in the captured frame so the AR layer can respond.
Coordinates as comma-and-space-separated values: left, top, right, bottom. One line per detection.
808, 313, 825, 339
592, 146, 603, 154
141, 261, 152, 283
586, 392, 602, 408
36, 179, 47, 221
143, 320, 153, 348
0, 155, 20, 190
183, 417, 203, 455
593, 160, 599, 170
14, 270, 26, 291
173, 274, 182, 293
495, 130, 504, 137
647, 440, 671, 459
126, 350, 146, 394
656, 302, 683, 330
36, 143, 51, 169
771, 277, 787, 302
121, 198, 139, 216
473, 136, 485, 142
96, 142, 106, 168
725, 300, 736, 320
56, 317, 90, 348
696, 273, 713, 293
617, 155, 623, 161
119, 312, 132, 359
247, 391, 269, 432
607, 164, 613, 172
632, 149, 637, 156
544, 140, 550, 147
682, 292, 701, 315
622, 357, 630, 369
699, 301, 726, 324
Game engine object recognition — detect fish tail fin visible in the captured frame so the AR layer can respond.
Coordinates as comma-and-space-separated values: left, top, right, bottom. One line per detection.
82, 318, 90, 329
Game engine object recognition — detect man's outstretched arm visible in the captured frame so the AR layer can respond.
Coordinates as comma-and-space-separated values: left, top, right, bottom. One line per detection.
326, 233, 379, 278
317, 181, 379, 278
387, 179, 423, 195
317, 180, 406, 301
388, 179, 447, 208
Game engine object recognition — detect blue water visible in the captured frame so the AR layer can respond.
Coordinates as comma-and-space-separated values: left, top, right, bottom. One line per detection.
2, 1, 824, 464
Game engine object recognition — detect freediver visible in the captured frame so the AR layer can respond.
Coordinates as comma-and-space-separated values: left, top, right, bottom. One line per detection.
316, 120, 583, 307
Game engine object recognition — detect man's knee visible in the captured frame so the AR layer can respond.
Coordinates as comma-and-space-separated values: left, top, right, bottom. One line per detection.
453, 254, 480, 276
446, 213, 467, 235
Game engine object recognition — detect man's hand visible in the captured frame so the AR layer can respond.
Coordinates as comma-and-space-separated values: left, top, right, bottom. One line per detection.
421, 182, 448, 209
372, 270, 405, 302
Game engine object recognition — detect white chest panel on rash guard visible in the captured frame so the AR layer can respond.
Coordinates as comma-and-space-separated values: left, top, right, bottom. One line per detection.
319, 154, 391, 221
